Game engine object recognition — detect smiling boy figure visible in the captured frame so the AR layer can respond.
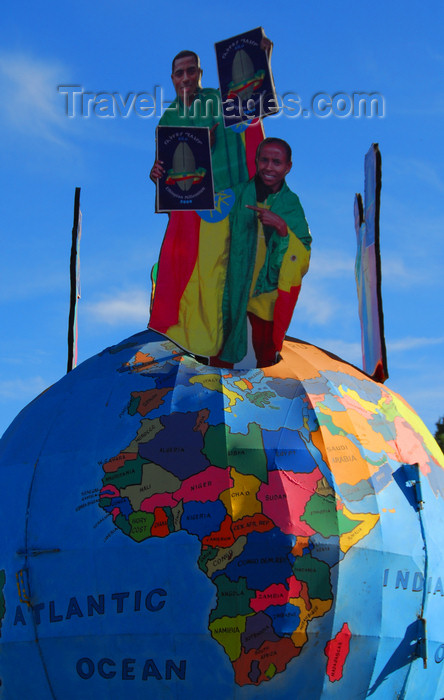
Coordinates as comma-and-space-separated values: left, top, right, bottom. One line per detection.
220, 137, 311, 367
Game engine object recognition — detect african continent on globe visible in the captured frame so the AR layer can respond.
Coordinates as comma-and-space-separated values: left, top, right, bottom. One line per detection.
0, 329, 443, 699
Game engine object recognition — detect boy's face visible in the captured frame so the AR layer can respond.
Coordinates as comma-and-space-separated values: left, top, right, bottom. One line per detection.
171, 56, 202, 102
256, 143, 292, 193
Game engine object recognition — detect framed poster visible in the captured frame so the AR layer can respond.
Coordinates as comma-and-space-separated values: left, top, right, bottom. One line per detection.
156, 126, 215, 211
215, 27, 278, 127
354, 143, 388, 382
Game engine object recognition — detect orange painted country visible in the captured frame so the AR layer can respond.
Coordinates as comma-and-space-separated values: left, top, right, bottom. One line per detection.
202, 514, 235, 547
131, 387, 172, 416
291, 536, 311, 557
123, 350, 156, 372
150, 507, 170, 538
231, 513, 275, 539
318, 404, 396, 456
103, 452, 138, 473
312, 427, 376, 486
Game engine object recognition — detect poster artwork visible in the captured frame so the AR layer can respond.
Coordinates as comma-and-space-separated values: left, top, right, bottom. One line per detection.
215, 27, 278, 128
354, 143, 388, 382
156, 126, 215, 212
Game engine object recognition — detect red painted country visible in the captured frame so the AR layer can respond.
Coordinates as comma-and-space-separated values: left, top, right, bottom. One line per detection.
103, 452, 138, 473
324, 622, 351, 681
231, 513, 275, 539
233, 638, 301, 686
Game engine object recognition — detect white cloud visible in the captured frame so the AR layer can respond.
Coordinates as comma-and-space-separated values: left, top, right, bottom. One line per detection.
309, 251, 355, 279
294, 269, 356, 327
306, 338, 362, 366
0, 376, 48, 400
387, 336, 444, 352
295, 286, 339, 325
0, 51, 163, 151
85, 288, 149, 325
381, 258, 414, 285
388, 156, 444, 193
0, 51, 68, 143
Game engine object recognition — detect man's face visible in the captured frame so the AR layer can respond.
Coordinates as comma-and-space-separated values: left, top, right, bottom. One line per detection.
171, 56, 202, 103
256, 143, 292, 193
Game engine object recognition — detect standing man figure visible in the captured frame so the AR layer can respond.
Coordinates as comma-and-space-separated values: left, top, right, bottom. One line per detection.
150, 50, 263, 192
149, 46, 270, 358
220, 138, 311, 367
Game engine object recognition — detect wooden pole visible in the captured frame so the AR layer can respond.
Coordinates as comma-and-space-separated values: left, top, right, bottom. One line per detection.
67, 187, 81, 373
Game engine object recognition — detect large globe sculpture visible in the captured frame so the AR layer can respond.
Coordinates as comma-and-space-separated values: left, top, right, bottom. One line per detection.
0, 329, 443, 699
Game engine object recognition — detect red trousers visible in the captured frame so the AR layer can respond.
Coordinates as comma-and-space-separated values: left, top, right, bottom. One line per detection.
247, 312, 278, 367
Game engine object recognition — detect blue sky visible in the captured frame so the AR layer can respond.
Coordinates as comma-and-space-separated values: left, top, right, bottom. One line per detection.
1, 0, 443, 437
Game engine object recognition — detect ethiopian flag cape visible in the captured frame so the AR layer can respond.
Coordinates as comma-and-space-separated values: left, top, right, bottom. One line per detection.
149, 90, 264, 356
220, 178, 311, 364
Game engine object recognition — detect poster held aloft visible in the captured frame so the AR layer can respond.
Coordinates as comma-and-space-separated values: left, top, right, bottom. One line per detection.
215, 27, 278, 128
354, 143, 388, 382
156, 126, 215, 212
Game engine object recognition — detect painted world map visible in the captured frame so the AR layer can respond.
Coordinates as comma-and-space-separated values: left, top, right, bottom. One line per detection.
1, 329, 444, 698
97, 335, 443, 688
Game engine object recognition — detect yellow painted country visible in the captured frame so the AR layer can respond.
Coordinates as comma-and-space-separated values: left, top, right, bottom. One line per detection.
290, 597, 332, 647
189, 374, 243, 411
209, 614, 249, 660
387, 389, 444, 468
338, 385, 380, 414
220, 468, 261, 521
339, 505, 379, 554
